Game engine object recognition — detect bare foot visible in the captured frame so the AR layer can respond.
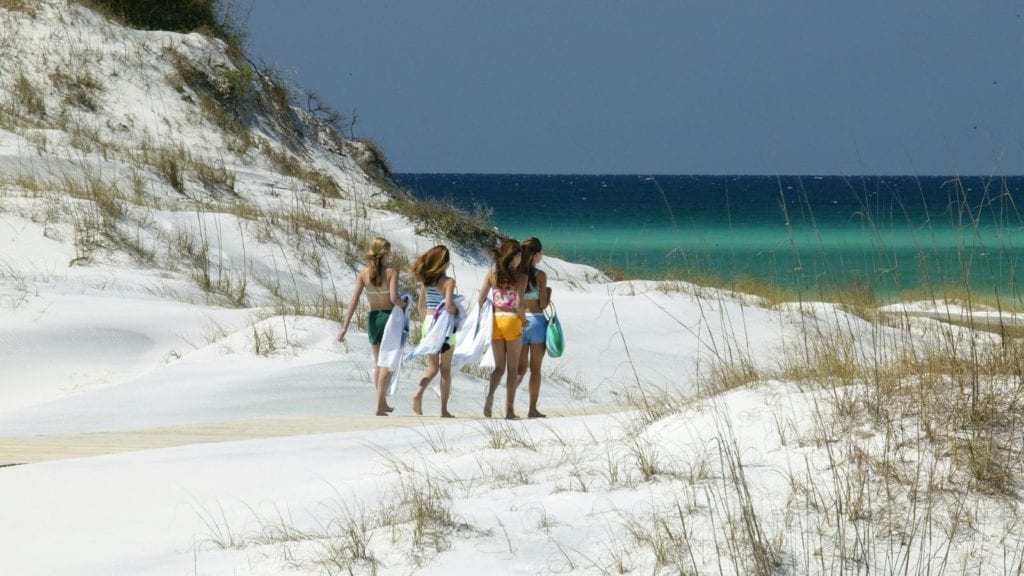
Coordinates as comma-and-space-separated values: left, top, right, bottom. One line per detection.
375, 411, 389, 417
412, 395, 423, 416
506, 411, 520, 420
483, 396, 493, 418
385, 404, 395, 413
527, 410, 547, 418
440, 412, 454, 418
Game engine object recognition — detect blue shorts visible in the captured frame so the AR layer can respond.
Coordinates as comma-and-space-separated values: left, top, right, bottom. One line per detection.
522, 313, 548, 345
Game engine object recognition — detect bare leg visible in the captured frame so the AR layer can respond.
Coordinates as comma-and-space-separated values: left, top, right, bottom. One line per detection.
516, 342, 530, 387
375, 367, 390, 416
527, 343, 546, 418
484, 340, 507, 418
439, 348, 454, 417
505, 338, 522, 419
371, 344, 393, 412
413, 354, 439, 416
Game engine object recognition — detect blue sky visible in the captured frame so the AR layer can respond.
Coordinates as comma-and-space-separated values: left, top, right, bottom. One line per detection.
231, 2, 1023, 175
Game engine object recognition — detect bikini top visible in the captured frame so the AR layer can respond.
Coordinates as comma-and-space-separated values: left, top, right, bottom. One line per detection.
363, 281, 391, 307
491, 287, 519, 309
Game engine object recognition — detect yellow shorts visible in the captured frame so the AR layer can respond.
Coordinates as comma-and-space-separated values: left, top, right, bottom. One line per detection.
493, 313, 523, 341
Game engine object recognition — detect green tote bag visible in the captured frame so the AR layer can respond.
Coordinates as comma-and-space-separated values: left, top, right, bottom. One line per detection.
545, 302, 564, 358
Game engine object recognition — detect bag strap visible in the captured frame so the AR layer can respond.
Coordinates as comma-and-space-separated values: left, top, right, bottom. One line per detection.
544, 301, 557, 321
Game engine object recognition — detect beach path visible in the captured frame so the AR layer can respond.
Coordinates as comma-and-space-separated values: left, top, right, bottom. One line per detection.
0, 408, 616, 466
0, 415, 425, 466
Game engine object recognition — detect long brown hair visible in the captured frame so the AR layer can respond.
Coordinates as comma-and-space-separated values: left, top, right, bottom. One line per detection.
412, 245, 450, 286
493, 239, 521, 289
518, 237, 542, 290
366, 237, 391, 286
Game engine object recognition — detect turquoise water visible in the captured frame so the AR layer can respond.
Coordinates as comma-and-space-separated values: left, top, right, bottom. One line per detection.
397, 174, 1024, 298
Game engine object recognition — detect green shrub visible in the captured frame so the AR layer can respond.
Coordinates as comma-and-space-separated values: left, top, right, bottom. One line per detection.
221, 65, 254, 105
81, 0, 223, 34
357, 138, 394, 180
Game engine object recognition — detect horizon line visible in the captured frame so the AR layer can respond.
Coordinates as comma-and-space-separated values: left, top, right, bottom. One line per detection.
394, 172, 1024, 179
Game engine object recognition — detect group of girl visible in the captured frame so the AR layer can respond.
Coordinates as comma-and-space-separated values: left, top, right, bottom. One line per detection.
336, 236, 552, 420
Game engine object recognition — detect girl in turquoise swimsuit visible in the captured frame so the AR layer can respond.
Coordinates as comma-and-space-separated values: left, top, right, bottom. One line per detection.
517, 237, 551, 418
411, 245, 457, 418
337, 237, 407, 416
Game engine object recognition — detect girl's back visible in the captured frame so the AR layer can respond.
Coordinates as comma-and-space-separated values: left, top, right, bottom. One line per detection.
362, 268, 395, 310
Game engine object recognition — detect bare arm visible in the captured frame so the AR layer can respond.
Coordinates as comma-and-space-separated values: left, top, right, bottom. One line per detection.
443, 277, 457, 315
537, 270, 551, 310
337, 272, 365, 342
416, 284, 426, 319
516, 275, 527, 323
387, 268, 406, 309
477, 272, 492, 307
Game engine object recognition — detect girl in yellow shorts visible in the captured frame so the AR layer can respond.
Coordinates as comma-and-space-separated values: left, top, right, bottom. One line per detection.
478, 239, 528, 419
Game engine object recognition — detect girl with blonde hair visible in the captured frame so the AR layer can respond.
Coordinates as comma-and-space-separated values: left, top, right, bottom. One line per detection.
516, 237, 552, 418
337, 237, 407, 416
479, 238, 528, 419
411, 245, 457, 417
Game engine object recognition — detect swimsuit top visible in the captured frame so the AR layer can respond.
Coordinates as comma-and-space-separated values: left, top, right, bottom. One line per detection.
363, 282, 392, 308
491, 287, 519, 309
523, 281, 539, 300
424, 286, 445, 311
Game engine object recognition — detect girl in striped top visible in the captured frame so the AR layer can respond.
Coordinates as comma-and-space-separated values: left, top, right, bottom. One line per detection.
411, 245, 457, 418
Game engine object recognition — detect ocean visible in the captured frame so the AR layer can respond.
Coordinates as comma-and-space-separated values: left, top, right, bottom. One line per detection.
395, 174, 1024, 299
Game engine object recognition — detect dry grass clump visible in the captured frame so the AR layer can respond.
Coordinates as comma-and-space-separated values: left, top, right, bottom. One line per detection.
134, 143, 237, 197
898, 286, 1024, 323
167, 48, 342, 200
198, 473, 480, 573
271, 292, 346, 325
772, 310, 1024, 497
12, 73, 46, 118
386, 194, 505, 253
168, 49, 253, 116
667, 279, 1024, 571
0, 0, 36, 14
259, 142, 343, 199
49, 68, 105, 112
192, 156, 236, 196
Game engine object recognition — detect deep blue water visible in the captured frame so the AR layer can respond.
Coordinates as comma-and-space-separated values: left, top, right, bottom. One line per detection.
396, 174, 1024, 298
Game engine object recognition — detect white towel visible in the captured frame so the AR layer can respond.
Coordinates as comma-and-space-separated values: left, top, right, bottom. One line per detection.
452, 298, 494, 369
404, 294, 466, 361
377, 293, 412, 396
